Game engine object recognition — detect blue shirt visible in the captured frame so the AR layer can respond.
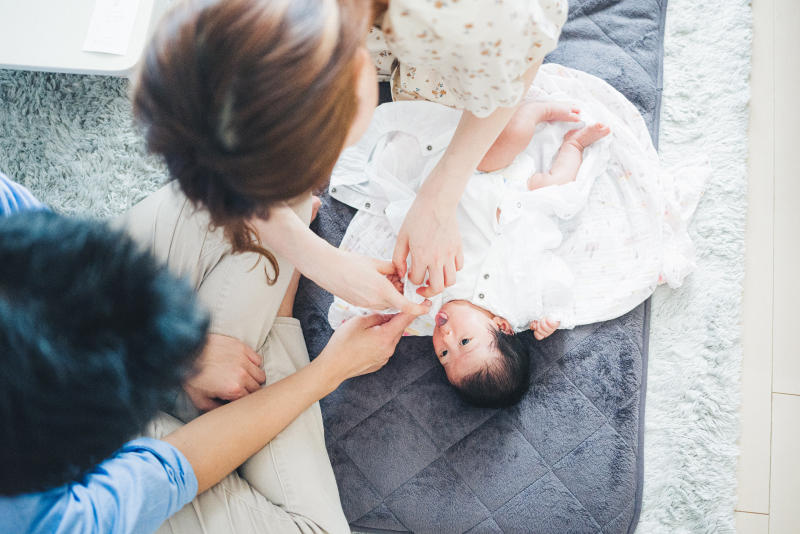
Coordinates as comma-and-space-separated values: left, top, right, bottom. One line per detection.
0, 438, 198, 534
0, 174, 198, 533
0, 172, 45, 215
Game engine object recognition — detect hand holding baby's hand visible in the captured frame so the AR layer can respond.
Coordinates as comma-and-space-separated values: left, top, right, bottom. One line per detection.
530, 319, 560, 340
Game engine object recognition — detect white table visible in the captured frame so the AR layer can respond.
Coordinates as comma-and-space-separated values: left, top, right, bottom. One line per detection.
0, 0, 169, 76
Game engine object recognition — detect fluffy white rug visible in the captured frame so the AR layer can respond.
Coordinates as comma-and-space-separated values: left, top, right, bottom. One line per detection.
0, 0, 751, 530
639, 0, 751, 532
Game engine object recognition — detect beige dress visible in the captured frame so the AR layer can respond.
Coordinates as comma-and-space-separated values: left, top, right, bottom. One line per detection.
368, 0, 568, 117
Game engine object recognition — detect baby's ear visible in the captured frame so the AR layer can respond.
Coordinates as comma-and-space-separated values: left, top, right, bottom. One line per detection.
492, 316, 513, 335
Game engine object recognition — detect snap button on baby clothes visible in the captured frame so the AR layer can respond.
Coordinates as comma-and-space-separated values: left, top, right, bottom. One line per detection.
478, 293, 485, 299
365, 202, 371, 209
516, 202, 522, 208
483, 274, 490, 280
426, 145, 433, 151
331, 187, 337, 193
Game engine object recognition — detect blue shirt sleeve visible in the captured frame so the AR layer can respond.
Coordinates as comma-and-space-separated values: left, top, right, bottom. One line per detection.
0, 172, 46, 215
0, 438, 198, 534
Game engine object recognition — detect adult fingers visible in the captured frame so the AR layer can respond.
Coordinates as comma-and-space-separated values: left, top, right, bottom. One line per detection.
408, 253, 427, 286
387, 289, 431, 316
455, 249, 465, 271
243, 344, 263, 368
241, 372, 262, 394
443, 260, 457, 288
425, 263, 445, 296
391, 237, 410, 279
381, 309, 423, 342
354, 313, 394, 329
245, 358, 267, 385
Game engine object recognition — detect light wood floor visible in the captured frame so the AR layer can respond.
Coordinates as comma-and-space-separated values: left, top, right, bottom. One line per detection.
735, 0, 800, 532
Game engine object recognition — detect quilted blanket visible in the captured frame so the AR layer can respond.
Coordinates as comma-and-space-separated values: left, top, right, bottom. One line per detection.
294, 0, 667, 532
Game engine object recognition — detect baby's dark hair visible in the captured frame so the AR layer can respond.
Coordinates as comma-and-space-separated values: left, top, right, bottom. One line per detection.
455, 328, 531, 408
0, 211, 209, 495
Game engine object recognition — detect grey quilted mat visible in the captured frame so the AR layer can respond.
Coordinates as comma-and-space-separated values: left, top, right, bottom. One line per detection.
294, 1, 667, 532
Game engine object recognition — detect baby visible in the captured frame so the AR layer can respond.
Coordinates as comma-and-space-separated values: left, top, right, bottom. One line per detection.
328, 64, 705, 409
429, 117, 609, 406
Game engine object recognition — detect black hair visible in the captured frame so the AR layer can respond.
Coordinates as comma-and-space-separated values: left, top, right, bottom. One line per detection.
455, 328, 531, 408
0, 211, 209, 495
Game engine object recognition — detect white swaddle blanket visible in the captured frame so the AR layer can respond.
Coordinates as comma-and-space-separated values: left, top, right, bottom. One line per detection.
328, 64, 708, 336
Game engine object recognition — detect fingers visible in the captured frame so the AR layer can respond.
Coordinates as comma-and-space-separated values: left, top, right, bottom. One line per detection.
424, 265, 445, 297
388, 290, 431, 316
391, 237, 410, 279
241, 372, 262, 394
530, 318, 560, 340
381, 308, 425, 342
408, 253, 427, 286
355, 313, 395, 329
455, 249, 465, 271
243, 344, 263, 368
245, 358, 267, 385
443, 261, 457, 288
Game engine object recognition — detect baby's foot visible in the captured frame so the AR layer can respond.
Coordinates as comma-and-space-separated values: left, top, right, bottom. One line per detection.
478, 102, 581, 172
527, 123, 611, 190
563, 123, 611, 151
530, 102, 582, 124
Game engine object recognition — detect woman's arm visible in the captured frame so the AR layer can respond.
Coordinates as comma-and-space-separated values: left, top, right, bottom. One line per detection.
392, 63, 541, 298
252, 205, 428, 314
164, 308, 423, 493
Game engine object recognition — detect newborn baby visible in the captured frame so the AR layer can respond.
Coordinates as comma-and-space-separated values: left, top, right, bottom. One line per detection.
328, 64, 707, 408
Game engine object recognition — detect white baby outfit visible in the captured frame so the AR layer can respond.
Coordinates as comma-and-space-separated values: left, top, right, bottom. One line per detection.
328, 64, 708, 336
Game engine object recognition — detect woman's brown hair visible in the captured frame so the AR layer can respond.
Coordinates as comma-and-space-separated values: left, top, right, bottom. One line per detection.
133, 0, 369, 282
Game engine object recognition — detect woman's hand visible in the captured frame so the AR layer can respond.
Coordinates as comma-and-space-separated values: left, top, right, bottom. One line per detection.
326, 249, 430, 314
183, 334, 267, 411
317, 307, 428, 382
253, 205, 428, 315
392, 188, 465, 299
530, 319, 560, 341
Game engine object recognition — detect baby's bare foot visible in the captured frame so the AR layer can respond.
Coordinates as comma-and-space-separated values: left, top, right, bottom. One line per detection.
532, 102, 582, 124
563, 123, 611, 150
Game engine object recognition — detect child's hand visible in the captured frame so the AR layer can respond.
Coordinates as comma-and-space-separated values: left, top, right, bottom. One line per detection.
530, 318, 560, 340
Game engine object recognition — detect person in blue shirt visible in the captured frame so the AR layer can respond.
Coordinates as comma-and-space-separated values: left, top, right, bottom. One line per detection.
0, 178, 420, 533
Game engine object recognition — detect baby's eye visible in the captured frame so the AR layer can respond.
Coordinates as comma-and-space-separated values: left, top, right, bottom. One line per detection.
460, 338, 470, 346
441, 349, 448, 357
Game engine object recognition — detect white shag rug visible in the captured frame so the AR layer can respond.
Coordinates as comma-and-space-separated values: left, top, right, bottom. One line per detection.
0, 0, 751, 530
639, 0, 750, 532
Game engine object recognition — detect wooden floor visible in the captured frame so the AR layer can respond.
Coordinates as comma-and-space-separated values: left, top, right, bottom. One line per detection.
736, 0, 800, 532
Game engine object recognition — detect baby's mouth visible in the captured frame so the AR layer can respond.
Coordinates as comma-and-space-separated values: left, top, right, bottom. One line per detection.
435, 311, 448, 327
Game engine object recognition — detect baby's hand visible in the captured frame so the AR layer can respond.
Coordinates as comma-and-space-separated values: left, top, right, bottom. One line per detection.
530, 319, 560, 340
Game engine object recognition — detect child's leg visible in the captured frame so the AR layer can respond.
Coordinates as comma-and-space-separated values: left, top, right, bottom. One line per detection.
527, 123, 610, 190
477, 102, 581, 172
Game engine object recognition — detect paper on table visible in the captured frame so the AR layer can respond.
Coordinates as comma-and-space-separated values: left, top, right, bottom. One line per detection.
82, 0, 142, 56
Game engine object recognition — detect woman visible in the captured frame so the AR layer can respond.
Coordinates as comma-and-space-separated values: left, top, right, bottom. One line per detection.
119, 0, 424, 532
124, 0, 565, 530
367, 0, 569, 297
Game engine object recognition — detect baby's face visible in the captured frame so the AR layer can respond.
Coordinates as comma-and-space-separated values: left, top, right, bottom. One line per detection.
432, 300, 505, 385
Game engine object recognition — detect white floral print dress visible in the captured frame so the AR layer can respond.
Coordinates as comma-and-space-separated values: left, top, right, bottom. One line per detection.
368, 0, 568, 117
